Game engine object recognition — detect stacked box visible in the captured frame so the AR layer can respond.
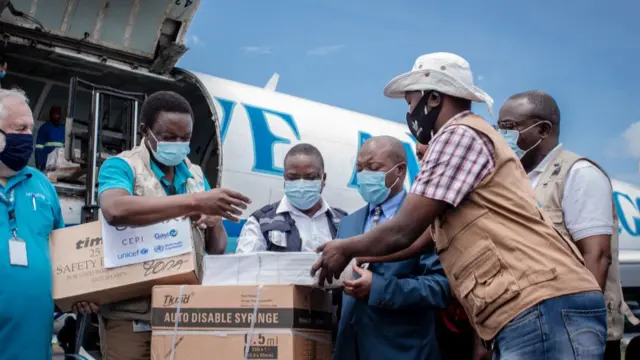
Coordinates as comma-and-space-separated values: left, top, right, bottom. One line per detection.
150, 285, 333, 360
50, 221, 198, 311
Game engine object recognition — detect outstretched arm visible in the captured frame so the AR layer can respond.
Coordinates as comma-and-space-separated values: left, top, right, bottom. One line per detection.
313, 125, 496, 285
357, 227, 435, 264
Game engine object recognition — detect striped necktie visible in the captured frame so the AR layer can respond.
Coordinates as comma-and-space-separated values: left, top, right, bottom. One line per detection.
361, 205, 383, 270
371, 205, 383, 229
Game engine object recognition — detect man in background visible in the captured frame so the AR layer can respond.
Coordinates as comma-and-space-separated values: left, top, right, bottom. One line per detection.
35, 105, 65, 170
236, 143, 347, 253
334, 135, 449, 360
498, 90, 639, 360
357, 140, 488, 360
235, 143, 347, 349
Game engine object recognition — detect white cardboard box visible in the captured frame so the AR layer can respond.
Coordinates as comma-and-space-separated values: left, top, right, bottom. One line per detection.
202, 252, 354, 288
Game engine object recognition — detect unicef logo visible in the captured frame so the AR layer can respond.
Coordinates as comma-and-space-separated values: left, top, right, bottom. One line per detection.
169, 229, 178, 237
154, 245, 165, 253
140, 248, 149, 255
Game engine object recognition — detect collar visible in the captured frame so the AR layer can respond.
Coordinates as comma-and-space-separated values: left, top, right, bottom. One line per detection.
369, 190, 406, 215
150, 161, 194, 181
2, 167, 34, 191
278, 196, 330, 219
531, 144, 563, 174
430, 110, 474, 145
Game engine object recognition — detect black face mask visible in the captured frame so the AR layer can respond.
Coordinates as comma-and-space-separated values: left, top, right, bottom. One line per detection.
0, 129, 34, 172
405, 91, 443, 144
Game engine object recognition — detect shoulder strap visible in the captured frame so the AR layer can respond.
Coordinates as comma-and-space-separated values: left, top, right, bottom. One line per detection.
251, 202, 303, 252
331, 207, 348, 219
250, 202, 280, 220
326, 207, 348, 239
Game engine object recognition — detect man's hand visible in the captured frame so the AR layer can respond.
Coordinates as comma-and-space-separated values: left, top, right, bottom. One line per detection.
190, 214, 222, 230
72, 301, 99, 315
311, 240, 352, 286
343, 264, 372, 300
194, 188, 251, 222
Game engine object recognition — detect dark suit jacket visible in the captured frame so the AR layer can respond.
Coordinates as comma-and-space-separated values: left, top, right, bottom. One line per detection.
333, 199, 450, 360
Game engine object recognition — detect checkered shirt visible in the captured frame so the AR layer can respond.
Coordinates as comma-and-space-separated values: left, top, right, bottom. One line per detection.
410, 111, 496, 207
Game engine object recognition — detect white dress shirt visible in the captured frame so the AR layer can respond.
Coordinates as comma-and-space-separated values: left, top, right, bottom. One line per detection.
235, 196, 334, 253
529, 144, 613, 241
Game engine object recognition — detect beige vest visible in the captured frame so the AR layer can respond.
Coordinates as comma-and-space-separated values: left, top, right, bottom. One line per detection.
431, 114, 601, 340
100, 143, 207, 321
534, 148, 639, 340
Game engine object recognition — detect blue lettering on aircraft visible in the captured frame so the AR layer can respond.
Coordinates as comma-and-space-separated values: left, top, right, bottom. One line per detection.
214, 98, 301, 176
347, 131, 372, 188
244, 105, 301, 176
613, 191, 640, 237
403, 132, 421, 184
215, 97, 236, 143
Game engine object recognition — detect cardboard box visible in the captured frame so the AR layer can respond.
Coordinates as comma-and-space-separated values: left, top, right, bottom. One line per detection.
202, 252, 355, 289
50, 221, 198, 312
150, 285, 333, 360
151, 331, 332, 360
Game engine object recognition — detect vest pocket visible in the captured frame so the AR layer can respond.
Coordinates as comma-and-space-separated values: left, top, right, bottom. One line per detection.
435, 208, 489, 252
455, 245, 520, 324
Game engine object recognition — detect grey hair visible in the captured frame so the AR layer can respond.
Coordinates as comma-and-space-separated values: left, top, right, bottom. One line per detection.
0, 88, 29, 122
0, 88, 29, 153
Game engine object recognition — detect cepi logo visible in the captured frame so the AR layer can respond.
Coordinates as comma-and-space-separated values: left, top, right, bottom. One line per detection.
118, 248, 149, 259
155, 229, 178, 240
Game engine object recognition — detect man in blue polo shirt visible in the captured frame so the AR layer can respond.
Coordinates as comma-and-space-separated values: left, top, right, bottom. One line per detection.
74, 91, 249, 360
0, 88, 65, 359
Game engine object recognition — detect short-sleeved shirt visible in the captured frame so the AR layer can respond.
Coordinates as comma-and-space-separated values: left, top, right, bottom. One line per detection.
528, 144, 613, 241
0, 167, 65, 359
98, 157, 211, 196
410, 111, 496, 207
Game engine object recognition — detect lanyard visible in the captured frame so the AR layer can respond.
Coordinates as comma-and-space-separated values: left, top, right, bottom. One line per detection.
0, 189, 17, 238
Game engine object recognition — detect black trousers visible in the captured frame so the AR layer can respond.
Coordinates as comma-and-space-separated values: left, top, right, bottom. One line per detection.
604, 340, 620, 360
435, 314, 474, 360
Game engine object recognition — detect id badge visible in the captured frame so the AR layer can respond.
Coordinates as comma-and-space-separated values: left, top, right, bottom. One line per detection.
132, 320, 152, 333
9, 238, 28, 266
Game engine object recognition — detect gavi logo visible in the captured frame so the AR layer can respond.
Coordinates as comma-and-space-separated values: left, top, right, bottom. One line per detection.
155, 229, 178, 240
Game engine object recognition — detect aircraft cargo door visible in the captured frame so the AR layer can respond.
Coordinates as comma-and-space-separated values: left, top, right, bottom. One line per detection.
0, 0, 201, 74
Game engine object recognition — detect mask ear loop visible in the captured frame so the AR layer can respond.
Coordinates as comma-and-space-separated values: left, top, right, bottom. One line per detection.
519, 120, 552, 155
384, 162, 406, 190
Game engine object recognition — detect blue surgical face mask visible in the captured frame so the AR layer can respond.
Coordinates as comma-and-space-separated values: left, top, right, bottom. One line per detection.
356, 163, 403, 206
0, 130, 34, 172
497, 121, 549, 159
284, 179, 322, 210
148, 131, 190, 166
